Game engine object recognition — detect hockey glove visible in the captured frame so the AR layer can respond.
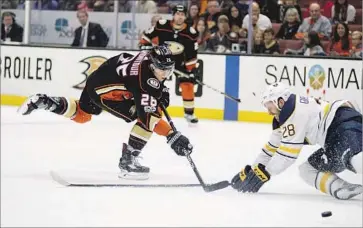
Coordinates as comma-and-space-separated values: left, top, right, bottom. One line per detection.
231, 164, 270, 193
159, 87, 170, 108
166, 131, 193, 156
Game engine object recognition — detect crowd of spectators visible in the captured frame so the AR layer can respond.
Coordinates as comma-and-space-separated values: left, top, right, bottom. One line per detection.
1, 0, 362, 58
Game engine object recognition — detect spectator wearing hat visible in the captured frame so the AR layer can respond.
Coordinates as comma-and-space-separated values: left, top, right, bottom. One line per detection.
206, 15, 238, 53
1, 12, 23, 42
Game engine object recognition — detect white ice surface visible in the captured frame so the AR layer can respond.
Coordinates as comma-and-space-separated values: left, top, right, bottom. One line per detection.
1, 106, 362, 227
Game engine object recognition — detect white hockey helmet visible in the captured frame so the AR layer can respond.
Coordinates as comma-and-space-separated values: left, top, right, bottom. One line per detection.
262, 82, 291, 110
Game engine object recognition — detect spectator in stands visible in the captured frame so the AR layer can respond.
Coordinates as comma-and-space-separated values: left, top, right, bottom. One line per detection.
134, 0, 157, 14
35, 0, 59, 10
206, 15, 238, 53
228, 5, 243, 34
277, 0, 302, 23
276, 7, 301, 40
239, 14, 259, 38
262, 28, 280, 54
242, 2, 272, 32
71, 10, 109, 48
285, 31, 326, 56
1, 12, 23, 42
328, 22, 352, 56
220, 0, 235, 15
93, 0, 108, 11
77, 0, 91, 11
295, 3, 332, 40
17, 0, 59, 10
62, 0, 78, 11
235, 0, 249, 19
186, 3, 200, 28
151, 15, 162, 27
350, 31, 362, 58
331, 0, 356, 24
1, 0, 18, 9
196, 18, 211, 51
257, 0, 279, 22
201, 0, 221, 34
253, 30, 265, 53
118, 0, 132, 12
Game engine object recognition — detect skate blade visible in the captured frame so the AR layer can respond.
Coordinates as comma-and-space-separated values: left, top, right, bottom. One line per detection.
118, 170, 149, 180
187, 121, 198, 127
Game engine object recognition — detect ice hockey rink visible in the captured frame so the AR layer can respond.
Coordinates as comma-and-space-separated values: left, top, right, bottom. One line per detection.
1, 105, 362, 227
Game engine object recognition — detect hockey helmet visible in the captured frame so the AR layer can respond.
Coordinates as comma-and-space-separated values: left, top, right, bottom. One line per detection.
149, 45, 175, 77
261, 82, 291, 110
172, 4, 187, 15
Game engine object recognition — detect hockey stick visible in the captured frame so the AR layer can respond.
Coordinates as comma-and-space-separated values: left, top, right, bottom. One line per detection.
50, 171, 201, 188
160, 104, 230, 192
173, 69, 242, 103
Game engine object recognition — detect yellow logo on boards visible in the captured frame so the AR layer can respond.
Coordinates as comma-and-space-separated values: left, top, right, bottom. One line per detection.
308, 65, 326, 90
73, 56, 107, 89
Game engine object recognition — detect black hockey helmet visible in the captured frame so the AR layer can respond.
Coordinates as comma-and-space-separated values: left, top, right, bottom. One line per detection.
172, 4, 187, 15
149, 45, 175, 76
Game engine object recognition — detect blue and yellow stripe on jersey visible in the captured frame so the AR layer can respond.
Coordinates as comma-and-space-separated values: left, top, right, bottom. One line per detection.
262, 142, 278, 156
276, 143, 303, 159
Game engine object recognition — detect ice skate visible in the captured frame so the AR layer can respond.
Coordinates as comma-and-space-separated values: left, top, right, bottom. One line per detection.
184, 113, 198, 125
17, 94, 59, 115
118, 143, 150, 180
333, 183, 363, 200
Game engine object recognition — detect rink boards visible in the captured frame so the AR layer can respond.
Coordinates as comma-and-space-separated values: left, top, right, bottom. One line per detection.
1, 45, 362, 122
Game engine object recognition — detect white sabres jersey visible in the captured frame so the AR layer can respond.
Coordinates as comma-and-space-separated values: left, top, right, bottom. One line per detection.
254, 94, 352, 175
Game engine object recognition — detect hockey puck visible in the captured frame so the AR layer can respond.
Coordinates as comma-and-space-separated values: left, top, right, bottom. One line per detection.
321, 211, 332, 217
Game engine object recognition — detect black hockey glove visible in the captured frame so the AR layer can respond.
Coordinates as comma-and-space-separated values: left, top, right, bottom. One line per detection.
159, 87, 170, 108
231, 164, 270, 193
166, 131, 193, 156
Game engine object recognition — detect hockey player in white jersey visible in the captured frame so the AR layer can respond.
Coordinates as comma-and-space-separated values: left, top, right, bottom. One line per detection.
231, 82, 362, 200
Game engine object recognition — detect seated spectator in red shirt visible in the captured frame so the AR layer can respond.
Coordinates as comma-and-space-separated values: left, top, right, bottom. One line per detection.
328, 22, 352, 56
262, 28, 280, 54
350, 31, 362, 58
276, 7, 301, 40
186, 3, 200, 29
253, 30, 265, 53
277, 0, 302, 23
196, 18, 211, 52
331, 0, 356, 24
228, 5, 243, 35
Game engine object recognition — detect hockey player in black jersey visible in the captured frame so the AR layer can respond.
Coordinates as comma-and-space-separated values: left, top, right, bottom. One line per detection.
18, 46, 193, 180
140, 4, 199, 124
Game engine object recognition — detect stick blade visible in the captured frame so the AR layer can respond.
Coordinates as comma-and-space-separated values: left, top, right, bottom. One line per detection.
204, 181, 230, 192
50, 170, 71, 186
